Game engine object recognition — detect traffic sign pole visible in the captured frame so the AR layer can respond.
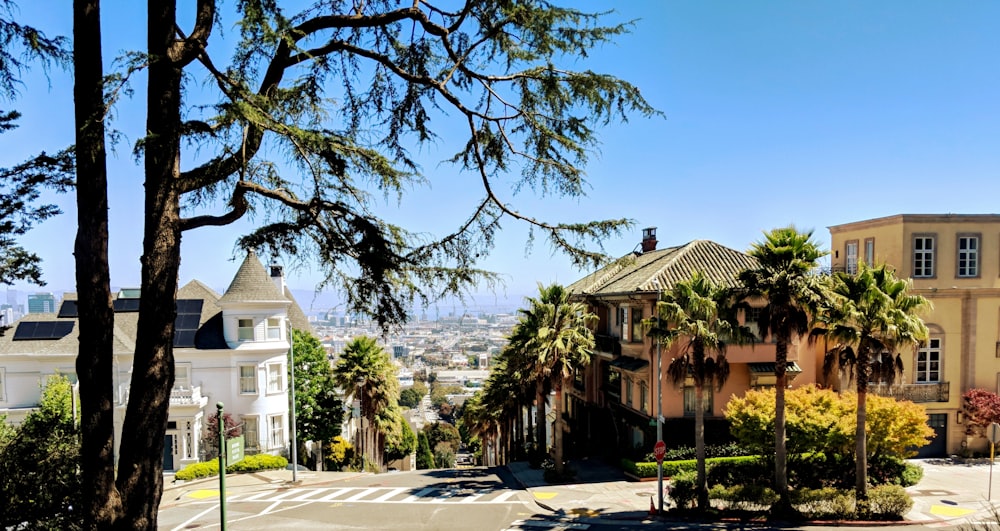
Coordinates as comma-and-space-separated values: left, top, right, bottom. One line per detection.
987, 422, 1000, 500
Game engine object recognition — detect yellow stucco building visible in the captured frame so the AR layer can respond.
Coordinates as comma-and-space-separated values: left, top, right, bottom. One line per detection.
828, 213, 1000, 456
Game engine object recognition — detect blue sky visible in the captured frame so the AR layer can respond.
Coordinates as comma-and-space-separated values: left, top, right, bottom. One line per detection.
5, 1, 1000, 312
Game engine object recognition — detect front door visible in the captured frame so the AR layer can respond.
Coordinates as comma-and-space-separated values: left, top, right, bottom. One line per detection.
915, 413, 947, 458
163, 435, 175, 471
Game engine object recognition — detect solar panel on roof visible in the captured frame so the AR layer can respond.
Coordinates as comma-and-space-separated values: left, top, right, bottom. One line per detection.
58, 300, 79, 318
113, 298, 141, 312
12, 320, 74, 340
173, 299, 204, 348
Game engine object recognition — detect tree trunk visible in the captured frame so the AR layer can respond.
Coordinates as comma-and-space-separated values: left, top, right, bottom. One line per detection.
553, 378, 565, 475
73, 0, 122, 526
114, 3, 184, 527
526, 403, 535, 458
535, 378, 546, 460
694, 381, 708, 510
856, 348, 871, 505
773, 333, 790, 507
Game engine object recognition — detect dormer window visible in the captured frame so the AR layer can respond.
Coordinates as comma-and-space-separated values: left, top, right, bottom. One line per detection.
238, 319, 255, 341
266, 318, 282, 340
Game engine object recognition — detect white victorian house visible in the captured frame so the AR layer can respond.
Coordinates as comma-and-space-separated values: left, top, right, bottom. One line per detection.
0, 251, 311, 470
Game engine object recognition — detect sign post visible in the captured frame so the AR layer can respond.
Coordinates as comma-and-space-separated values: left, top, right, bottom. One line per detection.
988, 422, 1000, 500
217, 402, 227, 531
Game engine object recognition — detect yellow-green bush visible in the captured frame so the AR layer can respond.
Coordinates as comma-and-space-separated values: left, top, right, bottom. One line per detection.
174, 454, 289, 481
868, 485, 913, 520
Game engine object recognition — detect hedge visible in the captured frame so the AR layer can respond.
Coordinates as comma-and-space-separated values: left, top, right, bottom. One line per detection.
622, 455, 759, 479
175, 454, 289, 481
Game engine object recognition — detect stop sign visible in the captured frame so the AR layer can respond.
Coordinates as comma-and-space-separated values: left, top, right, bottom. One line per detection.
653, 440, 666, 463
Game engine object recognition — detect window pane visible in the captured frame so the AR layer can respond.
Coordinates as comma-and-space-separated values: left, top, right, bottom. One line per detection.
240, 366, 257, 394
267, 318, 281, 339
238, 319, 254, 341
244, 417, 259, 450
630, 307, 643, 342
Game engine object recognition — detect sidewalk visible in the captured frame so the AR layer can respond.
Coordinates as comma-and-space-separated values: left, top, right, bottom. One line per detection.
505, 457, 1000, 528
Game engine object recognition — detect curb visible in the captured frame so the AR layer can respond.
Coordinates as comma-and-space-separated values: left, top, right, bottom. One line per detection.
504, 465, 558, 513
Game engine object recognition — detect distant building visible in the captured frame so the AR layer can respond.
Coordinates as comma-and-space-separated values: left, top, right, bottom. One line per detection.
26, 293, 56, 314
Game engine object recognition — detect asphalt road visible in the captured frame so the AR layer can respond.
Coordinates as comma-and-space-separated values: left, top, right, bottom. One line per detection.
159, 467, 545, 530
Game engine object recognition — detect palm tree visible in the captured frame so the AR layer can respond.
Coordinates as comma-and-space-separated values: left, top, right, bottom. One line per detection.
332, 335, 397, 471
652, 271, 751, 510
511, 283, 596, 475
737, 227, 827, 507
814, 263, 929, 503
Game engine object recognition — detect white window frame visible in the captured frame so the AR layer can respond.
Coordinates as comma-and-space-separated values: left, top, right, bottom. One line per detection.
268, 414, 285, 449
239, 365, 258, 395
745, 307, 762, 339
266, 362, 284, 394
916, 338, 941, 383
957, 235, 980, 278
864, 238, 875, 266
266, 318, 282, 340
913, 235, 935, 278
237, 318, 255, 341
174, 363, 192, 390
845, 240, 859, 275
243, 415, 259, 450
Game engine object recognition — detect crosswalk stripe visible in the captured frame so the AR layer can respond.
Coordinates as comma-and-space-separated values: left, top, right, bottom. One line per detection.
492, 490, 518, 502
317, 488, 357, 501
288, 488, 335, 501
401, 487, 436, 502
371, 487, 409, 502
342, 487, 380, 501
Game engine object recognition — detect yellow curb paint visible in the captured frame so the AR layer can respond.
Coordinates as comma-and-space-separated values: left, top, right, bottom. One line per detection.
929, 505, 976, 517
187, 489, 220, 499
569, 508, 600, 516
533, 492, 558, 500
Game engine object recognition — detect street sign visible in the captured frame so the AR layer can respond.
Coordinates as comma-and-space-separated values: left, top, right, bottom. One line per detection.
653, 440, 666, 463
227, 435, 245, 466
989, 423, 1000, 444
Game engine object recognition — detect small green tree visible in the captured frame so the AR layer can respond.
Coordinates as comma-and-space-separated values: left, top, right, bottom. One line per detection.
434, 441, 456, 468
398, 388, 422, 409
424, 422, 461, 455
384, 414, 417, 463
0, 374, 82, 530
291, 329, 344, 446
416, 432, 434, 470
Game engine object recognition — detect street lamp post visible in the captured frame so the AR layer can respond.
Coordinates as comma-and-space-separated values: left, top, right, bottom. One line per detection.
654, 282, 664, 515
355, 376, 366, 468
288, 322, 298, 482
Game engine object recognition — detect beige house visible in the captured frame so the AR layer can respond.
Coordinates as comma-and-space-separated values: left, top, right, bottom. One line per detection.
565, 228, 821, 457
828, 213, 1000, 457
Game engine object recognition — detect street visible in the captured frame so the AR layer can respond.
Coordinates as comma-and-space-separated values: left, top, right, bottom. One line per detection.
159, 467, 545, 530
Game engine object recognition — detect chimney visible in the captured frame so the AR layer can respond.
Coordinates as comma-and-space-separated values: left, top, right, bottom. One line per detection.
641, 227, 658, 252
270, 264, 286, 295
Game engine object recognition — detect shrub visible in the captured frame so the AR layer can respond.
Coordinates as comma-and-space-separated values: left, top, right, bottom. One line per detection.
790, 487, 855, 520
175, 454, 289, 481
324, 436, 355, 471
228, 453, 287, 473
668, 469, 697, 509
706, 457, 770, 487
901, 461, 924, 487
708, 484, 777, 512
868, 485, 913, 520
176, 461, 218, 481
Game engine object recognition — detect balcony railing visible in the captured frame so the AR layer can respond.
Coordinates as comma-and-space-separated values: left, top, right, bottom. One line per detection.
170, 385, 205, 406
869, 381, 949, 403
594, 333, 621, 357
120, 384, 206, 406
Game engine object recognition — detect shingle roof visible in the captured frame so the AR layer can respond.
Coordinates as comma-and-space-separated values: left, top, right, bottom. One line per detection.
217, 251, 289, 304
567, 239, 758, 296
